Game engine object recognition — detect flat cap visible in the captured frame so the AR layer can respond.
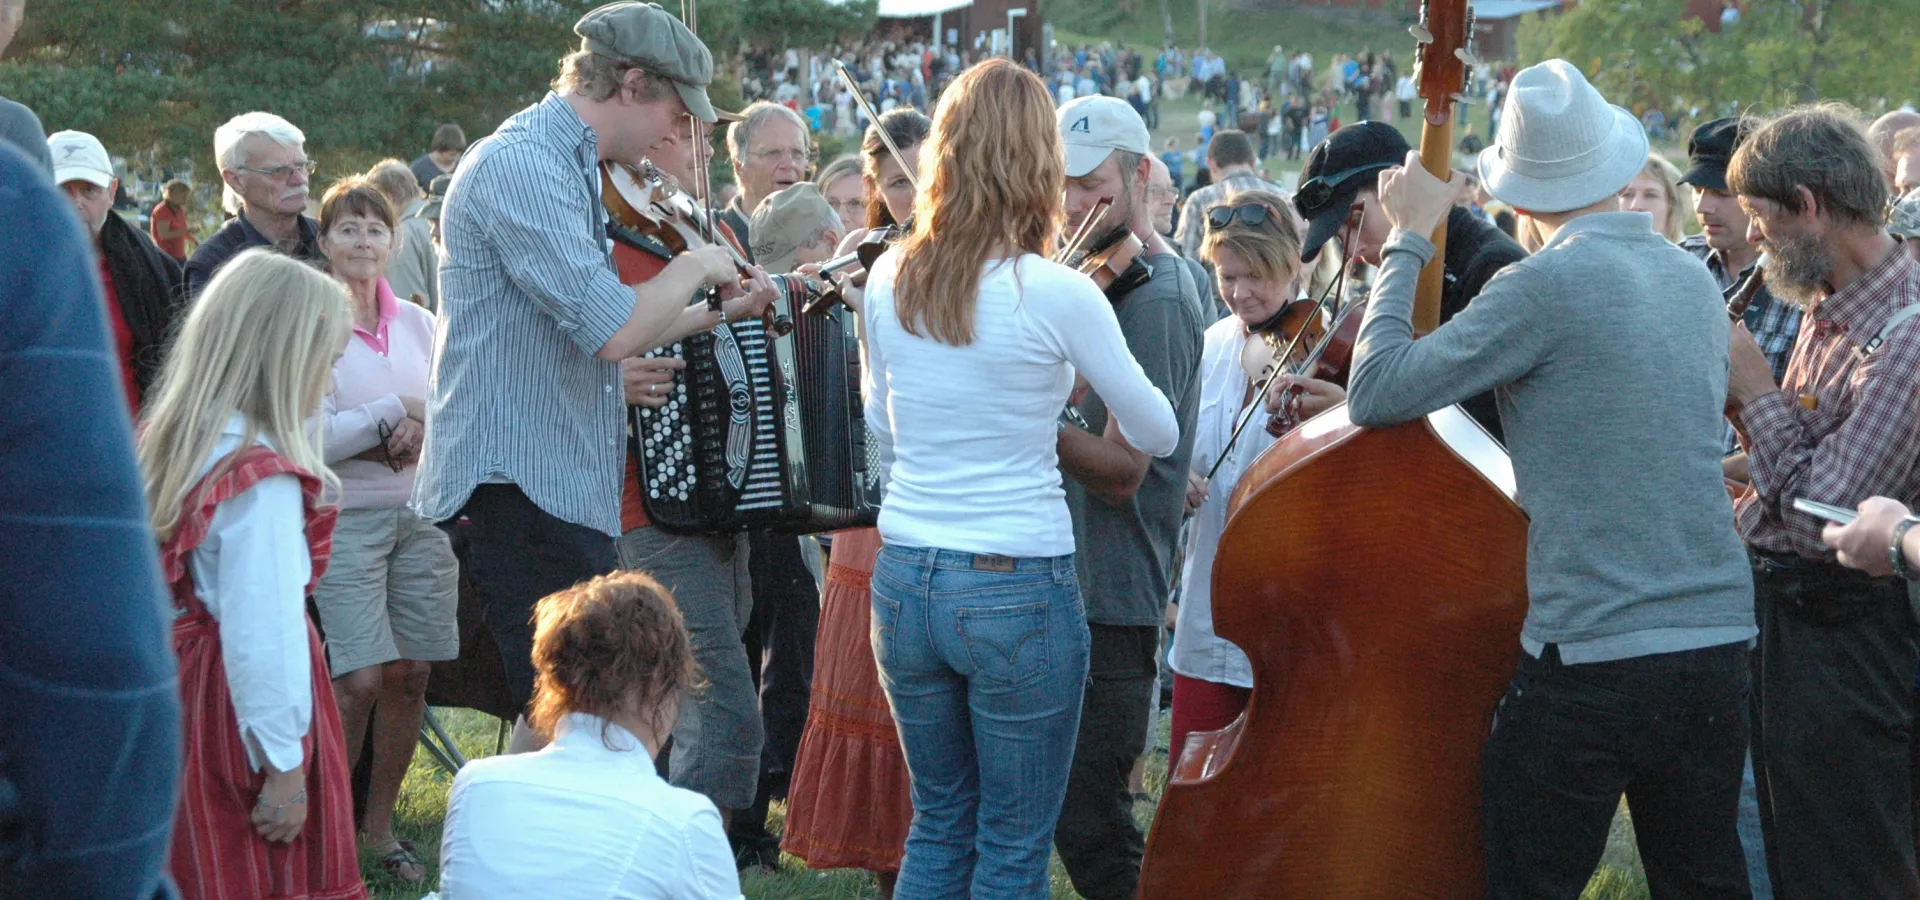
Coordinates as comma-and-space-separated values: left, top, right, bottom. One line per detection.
1679, 117, 1752, 192
574, 2, 718, 123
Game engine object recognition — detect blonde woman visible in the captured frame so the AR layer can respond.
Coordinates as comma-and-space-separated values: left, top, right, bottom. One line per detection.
138, 249, 366, 900
816, 154, 868, 237
1173, 189, 1309, 758
1620, 153, 1693, 242
858, 59, 1180, 898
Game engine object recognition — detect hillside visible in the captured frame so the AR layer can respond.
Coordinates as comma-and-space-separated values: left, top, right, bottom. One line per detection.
1044, 0, 1413, 74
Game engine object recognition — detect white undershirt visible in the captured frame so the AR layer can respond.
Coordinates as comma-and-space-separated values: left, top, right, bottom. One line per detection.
189, 416, 313, 773
861, 252, 1180, 558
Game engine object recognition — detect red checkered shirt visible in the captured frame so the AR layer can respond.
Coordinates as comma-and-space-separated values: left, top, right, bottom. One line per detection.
1735, 245, 1920, 558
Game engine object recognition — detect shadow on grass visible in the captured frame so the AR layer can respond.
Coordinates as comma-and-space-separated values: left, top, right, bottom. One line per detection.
372, 708, 1649, 899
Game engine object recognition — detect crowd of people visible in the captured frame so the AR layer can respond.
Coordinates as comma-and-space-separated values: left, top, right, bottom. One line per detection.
10, 0, 1920, 898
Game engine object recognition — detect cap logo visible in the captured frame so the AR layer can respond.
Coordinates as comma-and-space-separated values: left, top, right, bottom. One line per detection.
1070, 116, 1092, 134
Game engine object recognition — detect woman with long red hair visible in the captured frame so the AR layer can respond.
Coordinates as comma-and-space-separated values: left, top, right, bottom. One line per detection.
858, 59, 1180, 898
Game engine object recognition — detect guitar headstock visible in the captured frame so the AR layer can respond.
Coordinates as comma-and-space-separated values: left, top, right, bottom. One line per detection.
1411, 0, 1479, 125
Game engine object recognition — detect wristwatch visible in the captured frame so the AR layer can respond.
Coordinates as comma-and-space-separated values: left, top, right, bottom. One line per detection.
1892, 515, 1920, 581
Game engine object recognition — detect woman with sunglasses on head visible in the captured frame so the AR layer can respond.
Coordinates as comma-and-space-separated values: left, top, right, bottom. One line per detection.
308, 178, 459, 886
857, 59, 1179, 899
781, 106, 930, 900
1169, 189, 1317, 757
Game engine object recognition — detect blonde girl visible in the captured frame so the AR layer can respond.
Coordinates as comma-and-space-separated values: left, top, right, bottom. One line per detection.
140, 249, 366, 900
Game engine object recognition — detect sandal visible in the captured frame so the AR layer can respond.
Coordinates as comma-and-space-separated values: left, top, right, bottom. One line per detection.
372, 838, 427, 886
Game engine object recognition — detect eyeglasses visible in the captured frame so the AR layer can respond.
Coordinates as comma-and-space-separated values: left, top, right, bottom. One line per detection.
1294, 162, 1393, 215
236, 160, 318, 181
1206, 202, 1279, 231
375, 420, 404, 474
750, 147, 816, 167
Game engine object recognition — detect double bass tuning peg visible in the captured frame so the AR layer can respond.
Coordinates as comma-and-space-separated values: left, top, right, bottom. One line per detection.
1409, 23, 1434, 44
1455, 48, 1482, 68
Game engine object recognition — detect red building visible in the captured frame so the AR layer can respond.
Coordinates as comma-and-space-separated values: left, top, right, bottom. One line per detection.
877, 0, 1044, 59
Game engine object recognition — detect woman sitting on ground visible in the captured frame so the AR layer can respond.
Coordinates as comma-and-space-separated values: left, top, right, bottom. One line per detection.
433, 571, 743, 900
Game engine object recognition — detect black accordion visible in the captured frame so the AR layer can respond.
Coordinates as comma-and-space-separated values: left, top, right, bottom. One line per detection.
632, 278, 883, 535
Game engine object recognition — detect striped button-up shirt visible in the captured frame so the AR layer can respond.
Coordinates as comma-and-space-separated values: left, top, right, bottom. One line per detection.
412, 93, 634, 536
1735, 246, 1920, 558
1681, 235, 1803, 452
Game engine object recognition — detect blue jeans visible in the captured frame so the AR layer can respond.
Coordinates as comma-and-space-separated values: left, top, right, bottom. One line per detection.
871, 544, 1092, 900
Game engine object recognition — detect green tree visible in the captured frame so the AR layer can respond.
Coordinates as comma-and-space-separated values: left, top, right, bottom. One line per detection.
0, 0, 869, 186
1517, 0, 1920, 119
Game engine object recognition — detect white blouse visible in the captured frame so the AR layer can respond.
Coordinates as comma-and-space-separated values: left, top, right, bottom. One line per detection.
189, 416, 314, 773
1170, 317, 1278, 689
434, 712, 743, 900
861, 252, 1181, 558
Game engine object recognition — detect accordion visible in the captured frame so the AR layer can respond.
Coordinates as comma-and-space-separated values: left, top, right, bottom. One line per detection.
632, 277, 883, 535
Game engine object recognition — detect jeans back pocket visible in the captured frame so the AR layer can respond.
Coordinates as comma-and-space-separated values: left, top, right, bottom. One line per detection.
957, 600, 1051, 691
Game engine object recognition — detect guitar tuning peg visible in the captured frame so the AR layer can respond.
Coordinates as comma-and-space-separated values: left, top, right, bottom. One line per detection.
1409, 23, 1433, 43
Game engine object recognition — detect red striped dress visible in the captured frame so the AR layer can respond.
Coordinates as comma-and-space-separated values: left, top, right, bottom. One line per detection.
159, 447, 366, 900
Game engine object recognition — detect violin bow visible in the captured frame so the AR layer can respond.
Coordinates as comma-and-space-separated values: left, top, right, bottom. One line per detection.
835, 60, 921, 196
1059, 197, 1114, 262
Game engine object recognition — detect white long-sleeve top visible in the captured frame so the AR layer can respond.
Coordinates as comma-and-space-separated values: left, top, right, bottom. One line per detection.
1170, 317, 1276, 688
861, 252, 1181, 558
434, 712, 743, 900
190, 416, 313, 773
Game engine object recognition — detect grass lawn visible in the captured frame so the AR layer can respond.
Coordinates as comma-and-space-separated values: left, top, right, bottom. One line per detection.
365, 706, 1652, 899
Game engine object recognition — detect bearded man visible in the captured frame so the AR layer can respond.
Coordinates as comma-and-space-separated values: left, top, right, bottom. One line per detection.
1726, 104, 1920, 899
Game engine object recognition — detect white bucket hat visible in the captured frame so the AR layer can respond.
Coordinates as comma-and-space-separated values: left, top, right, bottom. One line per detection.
1476, 59, 1647, 214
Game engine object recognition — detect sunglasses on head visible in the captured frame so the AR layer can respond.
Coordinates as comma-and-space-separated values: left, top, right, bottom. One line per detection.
1206, 202, 1279, 231
1294, 162, 1394, 216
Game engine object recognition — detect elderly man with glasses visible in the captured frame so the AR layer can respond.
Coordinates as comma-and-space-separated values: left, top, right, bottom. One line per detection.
719, 101, 814, 255
184, 111, 325, 298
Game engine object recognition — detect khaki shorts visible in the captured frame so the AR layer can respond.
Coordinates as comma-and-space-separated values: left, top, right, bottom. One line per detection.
312, 506, 459, 677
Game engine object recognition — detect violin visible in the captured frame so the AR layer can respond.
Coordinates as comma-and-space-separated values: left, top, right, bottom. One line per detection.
600, 160, 798, 332
800, 223, 905, 316
1056, 196, 1149, 296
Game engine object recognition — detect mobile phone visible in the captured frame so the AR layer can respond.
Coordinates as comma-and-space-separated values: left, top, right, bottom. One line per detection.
1793, 498, 1858, 525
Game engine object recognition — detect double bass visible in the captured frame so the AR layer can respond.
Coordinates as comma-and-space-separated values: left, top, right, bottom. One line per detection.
1137, 1, 1531, 896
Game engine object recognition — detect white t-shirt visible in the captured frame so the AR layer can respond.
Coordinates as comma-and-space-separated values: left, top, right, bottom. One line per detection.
861, 252, 1180, 558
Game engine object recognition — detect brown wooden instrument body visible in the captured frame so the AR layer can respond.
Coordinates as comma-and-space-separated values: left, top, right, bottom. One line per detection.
1137, 1, 1529, 894
1139, 406, 1527, 899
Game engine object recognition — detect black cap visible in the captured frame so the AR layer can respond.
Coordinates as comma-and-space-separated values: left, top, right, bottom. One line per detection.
1679, 117, 1751, 192
1294, 122, 1409, 262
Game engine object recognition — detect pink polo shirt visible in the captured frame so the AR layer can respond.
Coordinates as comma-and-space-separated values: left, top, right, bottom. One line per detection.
320, 278, 437, 509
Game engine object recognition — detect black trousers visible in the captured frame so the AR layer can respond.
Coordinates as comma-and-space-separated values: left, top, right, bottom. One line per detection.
1751, 557, 1920, 899
1055, 623, 1160, 900
1482, 642, 1752, 900
732, 530, 820, 847
439, 484, 618, 714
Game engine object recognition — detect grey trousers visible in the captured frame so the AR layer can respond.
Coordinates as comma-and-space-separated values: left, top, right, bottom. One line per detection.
618, 526, 761, 810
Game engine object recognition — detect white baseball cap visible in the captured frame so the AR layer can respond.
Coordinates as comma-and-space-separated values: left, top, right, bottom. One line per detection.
48, 130, 114, 189
1057, 95, 1151, 178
